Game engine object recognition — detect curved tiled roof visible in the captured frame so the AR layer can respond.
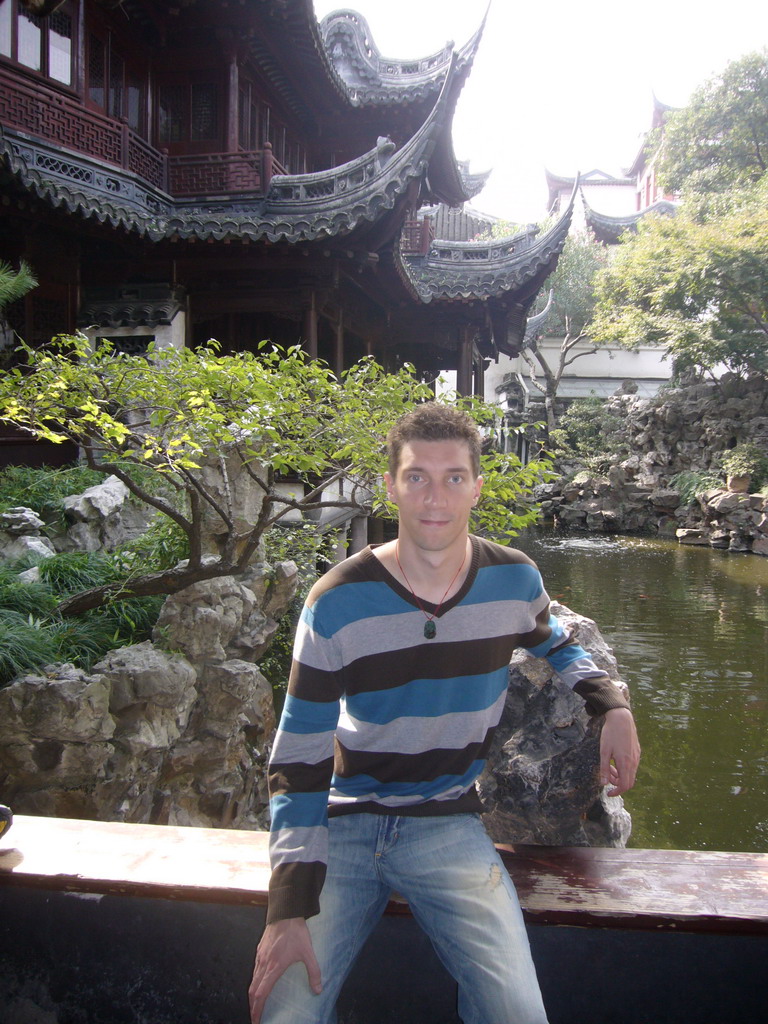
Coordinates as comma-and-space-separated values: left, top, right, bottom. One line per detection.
321, 8, 484, 106
0, 68, 455, 245
546, 168, 634, 189
584, 196, 678, 243
78, 286, 185, 329
400, 198, 573, 303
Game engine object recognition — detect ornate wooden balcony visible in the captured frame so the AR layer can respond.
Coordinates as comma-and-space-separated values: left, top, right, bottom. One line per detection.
0, 65, 167, 190
0, 66, 288, 199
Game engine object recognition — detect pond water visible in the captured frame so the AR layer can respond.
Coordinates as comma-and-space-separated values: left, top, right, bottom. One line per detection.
520, 531, 768, 854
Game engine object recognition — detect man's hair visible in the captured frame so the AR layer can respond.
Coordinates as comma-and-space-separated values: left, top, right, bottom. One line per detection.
387, 402, 482, 478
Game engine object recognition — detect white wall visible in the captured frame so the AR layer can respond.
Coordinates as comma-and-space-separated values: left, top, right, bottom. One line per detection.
484, 336, 671, 405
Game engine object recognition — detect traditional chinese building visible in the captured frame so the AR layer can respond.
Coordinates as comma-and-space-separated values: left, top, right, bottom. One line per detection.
0, 0, 571, 402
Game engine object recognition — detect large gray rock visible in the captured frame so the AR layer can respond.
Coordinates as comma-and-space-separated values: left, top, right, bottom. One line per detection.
57, 474, 150, 552
479, 603, 632, 848
0, 664, 115, 818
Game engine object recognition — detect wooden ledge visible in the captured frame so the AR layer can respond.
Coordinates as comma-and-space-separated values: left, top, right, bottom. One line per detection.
1, 815, 767, 935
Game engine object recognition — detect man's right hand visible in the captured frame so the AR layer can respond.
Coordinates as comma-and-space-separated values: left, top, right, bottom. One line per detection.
248, 917, 322, 1024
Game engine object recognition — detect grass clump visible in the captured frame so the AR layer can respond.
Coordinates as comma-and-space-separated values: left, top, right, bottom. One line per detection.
0, 551, 165, 688
669, 471, 723, 505
0, 464, 103, 529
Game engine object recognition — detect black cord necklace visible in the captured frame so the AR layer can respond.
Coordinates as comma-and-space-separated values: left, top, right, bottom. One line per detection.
395, 541, 468, 639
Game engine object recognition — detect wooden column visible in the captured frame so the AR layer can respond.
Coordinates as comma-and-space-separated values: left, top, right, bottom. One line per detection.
333, 309, 344, 379
474, 355, 485, 399
226, 49, 239, 154
457, 331, 473, 397
302, 292, 318, 359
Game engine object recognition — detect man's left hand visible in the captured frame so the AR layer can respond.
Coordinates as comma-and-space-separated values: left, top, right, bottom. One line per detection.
600, 706, 640, 796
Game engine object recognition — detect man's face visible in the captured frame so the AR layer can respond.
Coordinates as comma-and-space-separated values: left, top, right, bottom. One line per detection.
385, 439, 483, 553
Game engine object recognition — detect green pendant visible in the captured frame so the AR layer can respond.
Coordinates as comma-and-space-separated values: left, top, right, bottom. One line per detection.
423, 620, 436, 639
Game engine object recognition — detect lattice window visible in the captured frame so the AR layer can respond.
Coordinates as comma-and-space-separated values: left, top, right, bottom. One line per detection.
159, 84, 185, 143
126, 70, 146, 137
88, 33, 106, 108
48, 8, 72, 85
238, 81, 260, 151
109, 51, 124, 121
1, 1, 12, 59
17, 7, 42, 72
1, 1, 73, 83
191, 83, 218, 141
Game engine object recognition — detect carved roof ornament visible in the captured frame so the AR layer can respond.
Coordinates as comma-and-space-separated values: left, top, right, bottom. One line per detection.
523, 289, 555, 345
78, 285, 185, 330
400, 185, 575, 303
321, 7, 486, 106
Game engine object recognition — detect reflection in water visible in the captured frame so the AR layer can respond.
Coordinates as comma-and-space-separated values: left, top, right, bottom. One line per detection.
521, 530, 768, 853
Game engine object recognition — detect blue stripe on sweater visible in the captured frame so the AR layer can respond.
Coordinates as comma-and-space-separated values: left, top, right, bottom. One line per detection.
348, 669, 509, 725
270, 791, 328, 829
546, 642, 590, 670
331, 760, 486, 799
302, 580, 409, 638
280, 693, 340, 735
462, 562, 544, 607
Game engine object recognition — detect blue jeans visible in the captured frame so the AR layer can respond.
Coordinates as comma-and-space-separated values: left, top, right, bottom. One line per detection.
262, 813, 549, 1024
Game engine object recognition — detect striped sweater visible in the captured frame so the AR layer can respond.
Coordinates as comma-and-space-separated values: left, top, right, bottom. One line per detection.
267, 536, 628, 923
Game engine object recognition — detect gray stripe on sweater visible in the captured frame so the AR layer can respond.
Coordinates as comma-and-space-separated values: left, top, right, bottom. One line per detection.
295, 594, 550, 673
335, 691, 506, 755
270, 824, 328, 866
271, 728, 334, 765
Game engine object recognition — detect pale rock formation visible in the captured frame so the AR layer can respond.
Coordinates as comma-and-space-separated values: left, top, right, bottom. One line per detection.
0, 507, 55, 562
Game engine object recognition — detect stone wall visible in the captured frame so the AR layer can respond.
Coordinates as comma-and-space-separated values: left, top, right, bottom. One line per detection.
538, 375, 768, 555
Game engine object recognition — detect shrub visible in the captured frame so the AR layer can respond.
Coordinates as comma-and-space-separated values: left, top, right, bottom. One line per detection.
550, 398, 629, 475
719, 443, 768, 489
0, 609, 58, 685
0, 550, 167, 687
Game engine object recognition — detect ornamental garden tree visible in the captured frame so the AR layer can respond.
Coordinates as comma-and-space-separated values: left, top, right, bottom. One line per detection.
0, 335, 553, 617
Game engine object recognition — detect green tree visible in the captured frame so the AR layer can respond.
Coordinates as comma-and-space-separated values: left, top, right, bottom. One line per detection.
0, 335, 553, 615
590, 204, 768, 379
520, 231, 610, 433
658, 50, 768, 206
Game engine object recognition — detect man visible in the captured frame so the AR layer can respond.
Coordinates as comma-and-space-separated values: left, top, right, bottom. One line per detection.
249, 403, 640, 1024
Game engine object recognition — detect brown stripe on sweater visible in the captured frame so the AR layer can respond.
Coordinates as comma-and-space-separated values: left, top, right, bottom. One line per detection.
333, 736, 493, 784
269, 757, 335, 795
267, 860, 326, 924
339, 634, 518, 696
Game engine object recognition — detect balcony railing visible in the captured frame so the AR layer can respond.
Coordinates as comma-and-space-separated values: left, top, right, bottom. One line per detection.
0, 66, 286, 199
168, 146, 287, 197
0, 65, 166, 189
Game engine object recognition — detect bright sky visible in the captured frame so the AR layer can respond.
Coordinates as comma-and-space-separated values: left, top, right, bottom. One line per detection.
313, 0, 768, 221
